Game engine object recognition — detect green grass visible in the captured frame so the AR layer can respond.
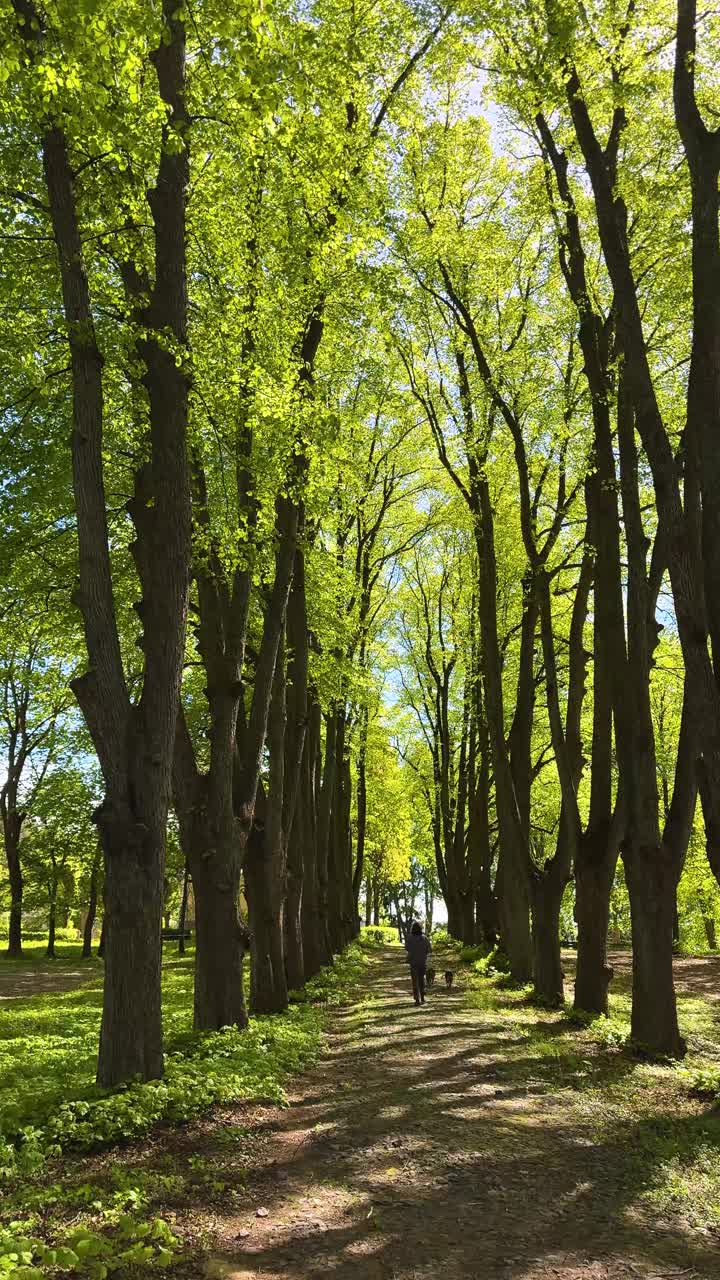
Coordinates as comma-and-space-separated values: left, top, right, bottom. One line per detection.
0, 939, 98, 965
0, 941, 369, 1279
461, 957, 720, 1231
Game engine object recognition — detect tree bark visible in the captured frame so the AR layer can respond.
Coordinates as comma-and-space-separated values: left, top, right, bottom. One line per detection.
246, 644, 288, 1015
177, 862, 189, 954
5, 816, 23, 959
46, 883, 57, 959
97, 810, 165, 1079
300, 698, 330, 976
624, 845, 685, 1056
574, 824, 617, 1014
530, 871, 565, 1006
82, 849, 100, 959
191, 844, 248, 1031
353, 707, 368, 916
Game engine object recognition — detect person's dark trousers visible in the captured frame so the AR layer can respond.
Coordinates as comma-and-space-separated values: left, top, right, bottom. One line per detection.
411, 966, 426, 1004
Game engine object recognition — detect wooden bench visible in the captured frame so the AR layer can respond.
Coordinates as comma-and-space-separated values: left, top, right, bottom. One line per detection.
161, 929, 192, 943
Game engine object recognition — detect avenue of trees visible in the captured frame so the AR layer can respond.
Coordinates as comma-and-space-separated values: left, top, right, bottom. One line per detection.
2, 0, 720, 1082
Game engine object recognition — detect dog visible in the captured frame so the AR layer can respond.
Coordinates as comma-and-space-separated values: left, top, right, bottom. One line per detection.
426, 966, 436, 988
444, 970, 454, 989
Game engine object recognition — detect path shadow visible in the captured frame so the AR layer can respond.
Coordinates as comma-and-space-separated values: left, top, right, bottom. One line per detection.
189, 948, 719, 1280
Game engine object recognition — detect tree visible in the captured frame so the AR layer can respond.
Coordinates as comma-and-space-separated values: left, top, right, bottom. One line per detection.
0, 619, 73, 956
5, 0, 192, 1083
22, 767, 97, 958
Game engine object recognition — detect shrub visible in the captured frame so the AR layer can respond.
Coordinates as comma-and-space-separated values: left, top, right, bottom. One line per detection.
430, 927, 462, 950
0, 945, 365, 1177
0, 1216, 179, 1279
682, 1066, 720, 1099
359, 925, 395, 948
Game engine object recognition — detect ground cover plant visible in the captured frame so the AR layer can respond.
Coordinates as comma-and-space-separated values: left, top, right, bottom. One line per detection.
0, 945, 369, 1278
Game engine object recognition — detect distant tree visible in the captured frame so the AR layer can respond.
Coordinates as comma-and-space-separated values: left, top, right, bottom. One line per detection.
0, 622, 73, 956
22, 767, 98, 957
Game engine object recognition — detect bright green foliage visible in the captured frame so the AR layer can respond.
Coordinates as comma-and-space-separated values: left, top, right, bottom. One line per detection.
0, 942, 367, 1277
0, 946, 368, 1169
362, 723, 414, 890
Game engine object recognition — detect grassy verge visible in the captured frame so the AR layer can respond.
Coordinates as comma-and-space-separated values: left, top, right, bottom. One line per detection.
0, 940, 369, 1279
458, 951, 720, 1233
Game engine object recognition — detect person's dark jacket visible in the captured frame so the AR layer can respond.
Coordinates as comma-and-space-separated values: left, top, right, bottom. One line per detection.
405, 933, 431, 971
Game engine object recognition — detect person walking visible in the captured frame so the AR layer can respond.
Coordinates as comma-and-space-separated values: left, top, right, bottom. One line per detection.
405, 921, 431, 1005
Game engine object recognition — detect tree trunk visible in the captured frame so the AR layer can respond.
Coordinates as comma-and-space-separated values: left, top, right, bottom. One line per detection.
703, 915, 717, 950
282, 550, 308, 992
353, 709, 368, 917
300, 698, 329, 976
6, 824, 23, 959
97, 811, 166, 1084
246, 804, 288, 1013
495, 845, 533, 982
284, 849, 304, 991
623, 844, 685, 1057
46, 889, 57, 960
445, 892, 463, 940
245, 829, 288, 1014
191, 848, 248, 1031
246, 638, 288, 1016
424, 881, 434, 936
32, 1, 192, 1089
530, 872, 565, 1006
82, 851, 100, 959
459, 891, 475, 945
574, 826, 617, 1015
177, 862, 189, 955
299, 763, 323, 977
373, 879, 380, 926
316, 709, 338, 952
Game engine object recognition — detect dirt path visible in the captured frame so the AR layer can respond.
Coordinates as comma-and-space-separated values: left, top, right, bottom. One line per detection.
0, 965, 96, 1001
197, 949, 716, 1280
